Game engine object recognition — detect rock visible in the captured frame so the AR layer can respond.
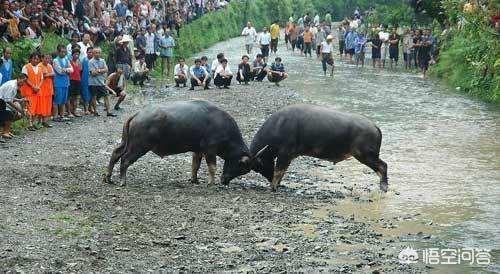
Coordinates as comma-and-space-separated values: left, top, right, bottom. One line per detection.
221, 245, 243, 253
173, 235, 186, 240
114, 247, 131, 251
273, 243, 289, 253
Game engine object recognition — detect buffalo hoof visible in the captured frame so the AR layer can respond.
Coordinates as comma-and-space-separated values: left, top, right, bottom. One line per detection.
190, 178, 200, 184
380, 183, 388, 193
103, 174, 113, 184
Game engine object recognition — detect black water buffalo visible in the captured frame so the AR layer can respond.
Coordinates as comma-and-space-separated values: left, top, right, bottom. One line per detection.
250, 104, 388, 192
104, 100, 265, 186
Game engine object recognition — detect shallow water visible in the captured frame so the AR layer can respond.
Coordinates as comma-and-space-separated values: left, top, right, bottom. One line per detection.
197, 31, 499, 272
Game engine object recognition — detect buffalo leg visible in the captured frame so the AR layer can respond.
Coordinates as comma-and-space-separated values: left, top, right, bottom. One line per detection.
190, 152, 203, 184
104, 144, 126, 184
271, 155, 291, 191
353, 150, 388, 192
119, 147, 148, 187
205, 153, 217, 185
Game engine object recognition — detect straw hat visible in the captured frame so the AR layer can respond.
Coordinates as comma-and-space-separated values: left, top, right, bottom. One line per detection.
120, 35, 133, 43
326, 35, 334, 40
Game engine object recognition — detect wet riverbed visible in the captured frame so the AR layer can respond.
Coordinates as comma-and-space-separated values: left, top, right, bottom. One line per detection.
203, 32, 500, 272
1, 29, 498, 273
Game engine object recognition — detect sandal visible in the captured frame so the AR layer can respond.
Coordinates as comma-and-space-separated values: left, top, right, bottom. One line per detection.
1, 133, 12, 139
27, 126, 37, 131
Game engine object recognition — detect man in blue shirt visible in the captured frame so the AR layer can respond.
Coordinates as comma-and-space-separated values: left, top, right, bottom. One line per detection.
159, 31, 175, 88
344, 28, 357, 63
0, 48, 13, 85
115, 0, 128, 18
267, 57, 288, 86
189, 59, 210, 90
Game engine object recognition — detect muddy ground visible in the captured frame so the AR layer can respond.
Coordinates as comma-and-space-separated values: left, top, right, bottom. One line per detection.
0, 83, 428, 273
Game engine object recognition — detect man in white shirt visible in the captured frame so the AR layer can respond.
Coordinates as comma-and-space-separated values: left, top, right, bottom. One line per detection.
320, 35, 335, 76
378, 26, 390, 68
77, 34, 93, 61
214, 58, 232, 89
144, 25, 157, 70
0, 76, 27, 140
211, 53, 224, 76
241, 21, 257, 55
174, 58, 188, 87
259, 27, 271, 62
131, 56, 149, 86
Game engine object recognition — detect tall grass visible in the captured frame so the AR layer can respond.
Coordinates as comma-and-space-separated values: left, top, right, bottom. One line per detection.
431, 1, 499, 104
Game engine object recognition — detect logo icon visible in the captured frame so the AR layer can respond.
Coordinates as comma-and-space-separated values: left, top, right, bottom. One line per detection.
398, 247, 419, 264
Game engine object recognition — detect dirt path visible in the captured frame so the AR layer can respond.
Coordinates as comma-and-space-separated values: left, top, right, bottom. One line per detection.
0, 49, 426, 273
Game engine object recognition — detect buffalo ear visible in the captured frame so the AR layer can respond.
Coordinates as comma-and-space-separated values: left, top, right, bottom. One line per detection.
252, 145, 269, 160
239, 156, 251, 165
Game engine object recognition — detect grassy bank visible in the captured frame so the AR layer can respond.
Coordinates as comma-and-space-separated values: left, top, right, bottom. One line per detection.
431, 1, 499, 104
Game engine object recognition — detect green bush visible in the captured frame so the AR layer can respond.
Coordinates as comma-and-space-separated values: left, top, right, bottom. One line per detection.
431, 1, 499, 104
367, 4, 414, 27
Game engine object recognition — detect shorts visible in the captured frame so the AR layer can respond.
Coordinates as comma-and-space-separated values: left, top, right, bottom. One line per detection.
261, 44, 270, 57
114, 87, 124, 97
53, 86, 69, 105
0, 109, 14, 126
389, 47, 399, 61
70, 80, 81, 96
346, 48, 355, 56
285, 34, 290, 43
90, 85, 108, 98
419, 57, 430, 70
271, 39, 278, 49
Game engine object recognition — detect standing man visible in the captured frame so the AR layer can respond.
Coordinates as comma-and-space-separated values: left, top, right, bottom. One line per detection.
0, 47, 13, 85
344, 28, 357, 63
315, 25, 326, 58
241, 21, 257, 55
115, 35, 133, 79
144, 26, 158, 71
53, 45, 73, 122
337, 25, 346, 59
388, 28, 400, 69
77, 33, 93, 61
303, 26, 313, 58
80, 47, 93, 115
159, 30, 175, 88
269, 21, 280, 55
325, 12, 332, 28
378, 25, 390, 68
89, 47, 116, 117
320, 35, 334, 76
285, 21, 293, 50
259, 27, 271, 62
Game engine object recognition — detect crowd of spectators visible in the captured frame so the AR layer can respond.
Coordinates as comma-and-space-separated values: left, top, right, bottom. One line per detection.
0, 0, 231, 43
0, 0, 233, 142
